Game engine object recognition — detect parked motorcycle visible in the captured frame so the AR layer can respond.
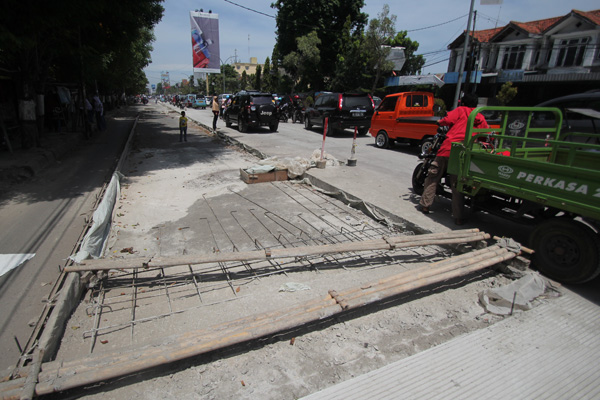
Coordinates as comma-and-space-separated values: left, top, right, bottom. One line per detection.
411, 125, 450, 196
278, 102, 290, 122
291, 106, 304, 124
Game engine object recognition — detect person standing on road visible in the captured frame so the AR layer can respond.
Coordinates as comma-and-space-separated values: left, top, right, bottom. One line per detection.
212, 95, 219, 133
418, 93, 489, 225
93, 93, 106, 131
179, 111, 188, 142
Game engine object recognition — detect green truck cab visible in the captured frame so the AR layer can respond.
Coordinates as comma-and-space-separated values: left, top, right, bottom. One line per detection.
448, 106, 600, 284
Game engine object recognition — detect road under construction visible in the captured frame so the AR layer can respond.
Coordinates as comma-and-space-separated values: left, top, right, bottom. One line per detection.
1, 103, 597, 400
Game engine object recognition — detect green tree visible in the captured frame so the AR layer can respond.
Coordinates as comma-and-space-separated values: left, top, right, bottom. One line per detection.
283, 31, 321, 93
390, 31, 425, 75
364, 5, 396, 93
240, 71, 249, 90
254, 65, 262, 91
496, 82, 518, 106
331, 17, 367, 92
262, 57, 273, 93
217, 64, 238, 94
269, 57, 282, 93
0, 0, 164, 145
272, 0, 367, 89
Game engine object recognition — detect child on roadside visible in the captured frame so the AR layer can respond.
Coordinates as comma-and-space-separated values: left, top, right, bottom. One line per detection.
179, 111, 188, 142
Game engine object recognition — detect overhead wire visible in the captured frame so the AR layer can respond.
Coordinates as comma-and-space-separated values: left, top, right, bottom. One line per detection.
222, 0, 469, 37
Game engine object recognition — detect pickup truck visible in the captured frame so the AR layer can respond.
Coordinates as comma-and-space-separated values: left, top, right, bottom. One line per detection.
370, 91, 440, 153
445, 106, 600, 284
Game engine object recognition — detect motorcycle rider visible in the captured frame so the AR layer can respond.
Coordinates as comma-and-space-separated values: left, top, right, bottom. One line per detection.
418, 93, 489, 225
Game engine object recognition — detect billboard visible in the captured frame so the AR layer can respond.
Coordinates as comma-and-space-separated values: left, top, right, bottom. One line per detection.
161, 72, 170, 89
190, 11, 220, 74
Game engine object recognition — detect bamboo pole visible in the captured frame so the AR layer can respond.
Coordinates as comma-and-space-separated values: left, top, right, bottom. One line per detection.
19, 348, 43, 400
1, 239, 519, 398
65, 230, 487, 273
341, 246, 509, 303
344, 251, 517, 310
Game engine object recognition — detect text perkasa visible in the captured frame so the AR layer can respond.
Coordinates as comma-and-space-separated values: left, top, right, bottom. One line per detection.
497, 165, 599, 198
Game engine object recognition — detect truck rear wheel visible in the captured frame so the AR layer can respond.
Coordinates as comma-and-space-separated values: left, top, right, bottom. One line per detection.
530, 218, 600, 284
375, 131, 390, 149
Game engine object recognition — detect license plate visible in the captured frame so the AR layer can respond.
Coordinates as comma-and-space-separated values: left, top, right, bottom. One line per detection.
351, 111, 364, 117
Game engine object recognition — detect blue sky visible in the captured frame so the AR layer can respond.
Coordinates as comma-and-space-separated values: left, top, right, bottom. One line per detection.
144, 0, 599, 88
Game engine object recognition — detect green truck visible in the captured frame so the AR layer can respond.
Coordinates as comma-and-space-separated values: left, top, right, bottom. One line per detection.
447, 106, 600, 284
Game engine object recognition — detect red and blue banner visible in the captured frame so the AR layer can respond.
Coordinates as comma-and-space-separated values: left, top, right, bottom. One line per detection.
190, 11, 220, 74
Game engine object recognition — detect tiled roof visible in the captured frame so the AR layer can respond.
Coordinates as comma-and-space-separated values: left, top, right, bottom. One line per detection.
470, 27, 502, 42
470, 9, 600, 43
573, 9, 600, 25
511, 16, 562, 34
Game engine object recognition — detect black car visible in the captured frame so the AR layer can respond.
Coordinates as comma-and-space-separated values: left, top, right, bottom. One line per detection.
304, 92, 374, 136
534, 91, 600, 141
224, 91, 279, 132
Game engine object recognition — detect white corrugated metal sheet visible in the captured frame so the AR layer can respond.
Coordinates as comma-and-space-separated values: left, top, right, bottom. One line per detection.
303, 291, 600, 400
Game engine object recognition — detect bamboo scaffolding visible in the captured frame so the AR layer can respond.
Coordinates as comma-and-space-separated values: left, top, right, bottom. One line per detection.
0, 241, 520, 399
64, 229, 488, 273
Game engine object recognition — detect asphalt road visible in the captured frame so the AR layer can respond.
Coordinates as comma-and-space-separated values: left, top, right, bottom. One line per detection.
0, 107, 138, 370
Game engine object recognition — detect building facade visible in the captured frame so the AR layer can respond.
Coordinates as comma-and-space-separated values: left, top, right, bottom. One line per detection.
233, 57, 264, 77
446, 9, 600, 104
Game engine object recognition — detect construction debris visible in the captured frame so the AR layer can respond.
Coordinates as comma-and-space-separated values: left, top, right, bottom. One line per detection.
0, 238, 520, 398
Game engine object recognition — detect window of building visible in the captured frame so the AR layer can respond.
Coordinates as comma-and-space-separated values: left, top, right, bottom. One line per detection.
501, 45, 525, 70
555, 37, 589, 67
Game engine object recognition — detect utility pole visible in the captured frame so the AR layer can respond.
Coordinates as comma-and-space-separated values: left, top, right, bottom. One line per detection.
464, 10, 478, 94
452, 0, 476, 109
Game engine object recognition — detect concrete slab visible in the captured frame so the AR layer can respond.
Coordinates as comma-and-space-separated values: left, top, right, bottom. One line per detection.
303, 291, 600, 400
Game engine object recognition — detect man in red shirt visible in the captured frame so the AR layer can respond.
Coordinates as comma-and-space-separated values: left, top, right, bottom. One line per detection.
418, 93, 489, 225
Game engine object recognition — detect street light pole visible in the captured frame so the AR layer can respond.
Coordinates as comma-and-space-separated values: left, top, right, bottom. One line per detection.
220, 56, 237, 94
